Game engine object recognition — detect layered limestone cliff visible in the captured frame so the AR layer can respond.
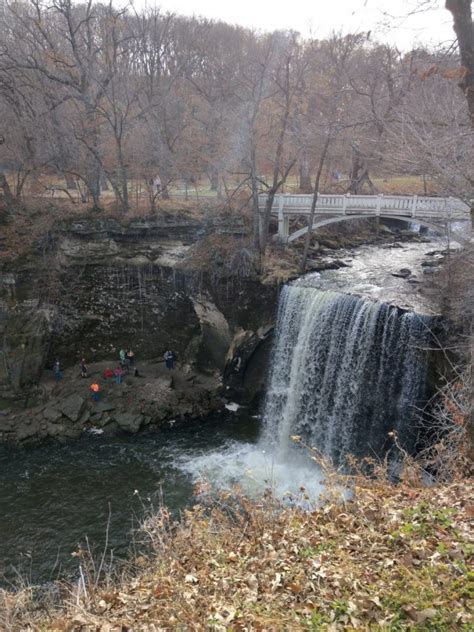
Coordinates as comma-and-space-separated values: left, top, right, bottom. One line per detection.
0, 215, 277, 441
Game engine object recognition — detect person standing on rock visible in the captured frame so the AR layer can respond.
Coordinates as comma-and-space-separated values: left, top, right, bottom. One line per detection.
114, 365, 124, 384
79, 358, 88, 378
90, 382, 100, 402
127, 349, 135, 366
119, 348, 126, 367
164, 349, 176, 370
53, 359, 62, 382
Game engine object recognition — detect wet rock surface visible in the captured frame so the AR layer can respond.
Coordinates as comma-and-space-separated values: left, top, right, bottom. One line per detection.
0, 359, 224, 444
0, 216, 278, 442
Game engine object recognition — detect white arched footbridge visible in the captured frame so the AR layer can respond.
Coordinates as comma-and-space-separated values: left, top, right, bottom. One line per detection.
258, 193, 472, 242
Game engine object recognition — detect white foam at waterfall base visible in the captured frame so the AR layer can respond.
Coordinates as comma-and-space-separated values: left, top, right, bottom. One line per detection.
178, 441, 326, 506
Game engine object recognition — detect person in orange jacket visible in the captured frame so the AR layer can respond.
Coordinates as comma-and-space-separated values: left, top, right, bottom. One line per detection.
90, 382, 100, 402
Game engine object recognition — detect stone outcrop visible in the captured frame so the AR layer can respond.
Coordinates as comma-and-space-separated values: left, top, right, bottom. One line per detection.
223, 325, 274, 404
0, 300, 53, 401
191, 296, 231, 370
0, 360, 224, 444
0, 213, 278, 442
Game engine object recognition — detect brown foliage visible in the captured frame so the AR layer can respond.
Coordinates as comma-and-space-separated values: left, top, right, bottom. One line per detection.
2, 465, 472, 630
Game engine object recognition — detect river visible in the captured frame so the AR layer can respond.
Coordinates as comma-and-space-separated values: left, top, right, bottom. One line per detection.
0, 412, 261, 586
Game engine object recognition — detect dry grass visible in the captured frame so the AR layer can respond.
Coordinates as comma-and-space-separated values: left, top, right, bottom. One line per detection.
1, 453, 472, 631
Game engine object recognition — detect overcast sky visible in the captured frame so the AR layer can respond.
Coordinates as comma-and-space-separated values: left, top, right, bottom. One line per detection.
133, 0, 454, 49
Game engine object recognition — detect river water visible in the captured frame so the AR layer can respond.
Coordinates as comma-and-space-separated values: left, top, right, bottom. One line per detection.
0, 412, 261, 586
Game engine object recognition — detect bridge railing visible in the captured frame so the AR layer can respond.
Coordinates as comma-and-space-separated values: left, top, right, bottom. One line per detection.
258, 193, 470, 219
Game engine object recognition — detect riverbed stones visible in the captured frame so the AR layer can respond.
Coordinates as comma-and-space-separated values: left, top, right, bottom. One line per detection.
422, 258, 442, 267
391, 268, 412, 278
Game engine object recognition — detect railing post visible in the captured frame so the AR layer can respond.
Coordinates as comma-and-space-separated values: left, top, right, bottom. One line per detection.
375, 194, 383, 216
411, 195, 418, 218
342, 194, 347, 215
447, 196, 454, 220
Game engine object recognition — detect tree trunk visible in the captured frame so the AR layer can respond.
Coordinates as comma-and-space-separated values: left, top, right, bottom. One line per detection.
117, 143, 129, 212
86, 169, 102, 210
100, 172, 109, 192
210, 166, 219, 192
298, 153, 312, 192
0, 171, 15, 215
300, 136, 331, 273
250, 146, 261, 251
160, 182, 170, 200
469, 334, 474, 460
259, 117, 292, 252
347, 144, 377, 194
84, 104, 103, 210
64, 173, 77, 189
446, 0, 474, 126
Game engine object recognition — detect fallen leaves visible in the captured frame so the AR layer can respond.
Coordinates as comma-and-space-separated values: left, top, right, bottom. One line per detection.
1, 479, 473, 630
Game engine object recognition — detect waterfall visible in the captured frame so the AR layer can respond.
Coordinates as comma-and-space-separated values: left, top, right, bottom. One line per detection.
262, 287, 431, 464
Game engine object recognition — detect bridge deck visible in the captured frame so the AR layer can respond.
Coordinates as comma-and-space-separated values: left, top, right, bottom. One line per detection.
258, 193, 471, 241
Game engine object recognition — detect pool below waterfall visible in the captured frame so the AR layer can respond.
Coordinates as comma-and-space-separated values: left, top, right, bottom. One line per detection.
0, 411, 263, 586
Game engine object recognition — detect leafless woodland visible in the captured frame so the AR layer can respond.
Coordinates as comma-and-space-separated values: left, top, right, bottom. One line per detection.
0, 1, 473, 249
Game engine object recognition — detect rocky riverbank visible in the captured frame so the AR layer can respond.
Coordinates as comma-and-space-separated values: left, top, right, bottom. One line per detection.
0, 360, 225, 443
0, 357, 226, 443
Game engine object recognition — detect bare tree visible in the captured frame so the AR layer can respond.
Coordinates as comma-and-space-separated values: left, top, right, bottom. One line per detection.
258, 32, 306, 253
446, 0, 474, 125
300, 34, 366, 272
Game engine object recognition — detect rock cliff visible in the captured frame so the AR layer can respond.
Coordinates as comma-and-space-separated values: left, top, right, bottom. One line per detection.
0, 215, 277, 441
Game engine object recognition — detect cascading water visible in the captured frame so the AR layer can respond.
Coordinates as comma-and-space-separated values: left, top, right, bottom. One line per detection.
181, 279, 433, 500
262, 285, 432, 464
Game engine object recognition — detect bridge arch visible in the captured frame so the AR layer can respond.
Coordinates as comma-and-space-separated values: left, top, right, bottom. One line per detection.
287, 213, 450, 243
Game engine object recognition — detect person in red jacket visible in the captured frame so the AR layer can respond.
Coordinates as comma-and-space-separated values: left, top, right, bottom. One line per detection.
114, 365, 124, 384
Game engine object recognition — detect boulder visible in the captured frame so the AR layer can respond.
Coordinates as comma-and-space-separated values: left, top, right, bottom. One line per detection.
224, 326, 273, 403
319, 238, 341, 250
95, 401, 115, 413
114, 412, 144, 433
59, 393, 86, 422
43, 407, 62, 422
78, 409, 90, 425
391, 268, 411, 279
157, 375, 173, 389
191, 296, 231, 371
17, 419, 42, 441
3, 306, 53, 393
46, 422, 66, 438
